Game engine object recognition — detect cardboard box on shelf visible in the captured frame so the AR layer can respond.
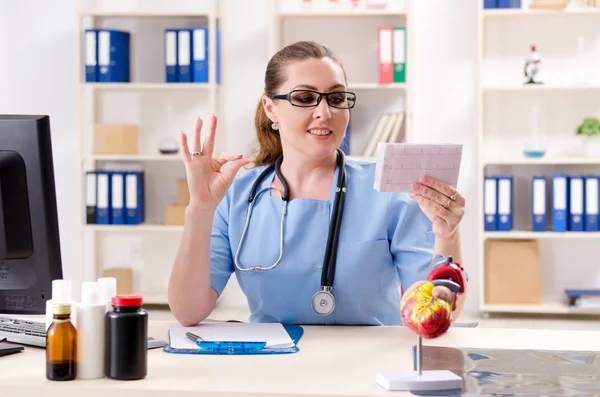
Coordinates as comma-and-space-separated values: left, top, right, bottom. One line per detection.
165, 204, 186, 225
94, 124, 138, 154
528, 0, 567, 8
176, 179, 190, 206
102, 268, 133, 295
484, 239, 542, 305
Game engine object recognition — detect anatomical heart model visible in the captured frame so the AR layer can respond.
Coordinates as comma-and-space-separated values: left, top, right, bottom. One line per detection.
400, 281, 453, 339
376, 256, 465, 392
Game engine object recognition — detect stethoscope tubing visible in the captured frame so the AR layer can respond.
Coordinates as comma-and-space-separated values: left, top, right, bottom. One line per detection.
234, 149, 346, 297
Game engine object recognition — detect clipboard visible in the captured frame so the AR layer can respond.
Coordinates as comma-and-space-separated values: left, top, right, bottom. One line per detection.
163, 323, 304, 355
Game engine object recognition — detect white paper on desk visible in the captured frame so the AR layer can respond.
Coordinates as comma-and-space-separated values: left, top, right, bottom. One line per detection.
168, 322, 295, 350
373, 143, 462, 193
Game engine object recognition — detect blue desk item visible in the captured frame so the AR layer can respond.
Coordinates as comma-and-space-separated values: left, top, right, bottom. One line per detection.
186, 331, 267, 353
164, 323, 303, 355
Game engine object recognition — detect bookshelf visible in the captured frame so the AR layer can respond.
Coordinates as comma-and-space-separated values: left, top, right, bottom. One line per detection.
268, 0, 412, 159
477, 2, 600, 316
75, 0, 221, 304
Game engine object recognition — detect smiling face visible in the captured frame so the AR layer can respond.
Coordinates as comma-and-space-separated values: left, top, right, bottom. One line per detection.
262, 57, 351, 160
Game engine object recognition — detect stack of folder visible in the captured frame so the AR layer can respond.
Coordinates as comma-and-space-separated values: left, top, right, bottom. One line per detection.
484, 176, 513, 231
164, 27, 221, 83
484, 174, 600, 232
85, 29, 130, 83
378, 26, 406, 84
86, 170, 145, 225
83, 27, 221, 84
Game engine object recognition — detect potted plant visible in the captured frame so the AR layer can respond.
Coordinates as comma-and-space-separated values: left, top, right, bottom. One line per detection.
576, 117, 600, 156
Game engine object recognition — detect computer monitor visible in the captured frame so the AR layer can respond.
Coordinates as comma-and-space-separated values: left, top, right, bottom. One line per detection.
0, 115, 63, 314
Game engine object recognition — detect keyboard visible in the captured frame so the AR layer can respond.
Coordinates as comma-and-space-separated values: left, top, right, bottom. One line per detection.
0, 315, 167, 349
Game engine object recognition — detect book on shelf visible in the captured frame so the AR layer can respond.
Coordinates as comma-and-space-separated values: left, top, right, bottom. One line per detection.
362, 112, 405, 157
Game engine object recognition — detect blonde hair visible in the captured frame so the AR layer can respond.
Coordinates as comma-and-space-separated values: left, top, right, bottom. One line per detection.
251, 41, 347, 167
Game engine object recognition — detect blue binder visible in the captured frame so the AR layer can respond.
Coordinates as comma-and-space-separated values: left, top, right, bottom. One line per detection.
484, 176, 498, 231
177, 29, 193, 82
585, 176, 599, 231
163, 324, 303, 355
497, 0, 520, 7
165, 29, 178, 83
531, 176, 547, 231
484, 0, 496, 8
98, 29, 130, 83
111, 172, 126, 225
552, 174, 569, 232
84, 29, 98, 82
125, 171, 145, 225
96, 171, 112, 224
569, 176, 585, 231
192, 27, 208, 83
496, 176, 512, 231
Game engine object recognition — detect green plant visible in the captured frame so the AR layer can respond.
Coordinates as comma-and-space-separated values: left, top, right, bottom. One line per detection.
576, 117, 600, 137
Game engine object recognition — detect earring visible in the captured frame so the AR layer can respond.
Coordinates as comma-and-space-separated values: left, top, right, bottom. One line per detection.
271, 123, 279, 131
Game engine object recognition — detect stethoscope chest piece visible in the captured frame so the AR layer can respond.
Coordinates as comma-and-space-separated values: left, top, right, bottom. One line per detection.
312, 288, 335, 316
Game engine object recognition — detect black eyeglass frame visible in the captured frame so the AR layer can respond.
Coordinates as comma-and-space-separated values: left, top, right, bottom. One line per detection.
269, 89, 357, 109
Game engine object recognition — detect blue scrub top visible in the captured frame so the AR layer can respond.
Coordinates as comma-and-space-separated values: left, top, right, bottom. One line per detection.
209, 157, 435, 326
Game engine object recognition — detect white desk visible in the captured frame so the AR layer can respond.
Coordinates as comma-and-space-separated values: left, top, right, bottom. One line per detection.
2, 320, 600, 397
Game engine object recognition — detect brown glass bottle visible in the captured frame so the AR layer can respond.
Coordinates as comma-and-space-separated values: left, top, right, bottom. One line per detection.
46, 302, 77, 381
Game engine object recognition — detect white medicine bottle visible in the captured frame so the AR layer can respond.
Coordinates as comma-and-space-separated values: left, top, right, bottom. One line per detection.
45, 279, 77, 330
75, 281, 106, 379
97, 277, 117, 312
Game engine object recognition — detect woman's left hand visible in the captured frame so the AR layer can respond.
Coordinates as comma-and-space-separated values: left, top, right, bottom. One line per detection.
409, 176, 465, 240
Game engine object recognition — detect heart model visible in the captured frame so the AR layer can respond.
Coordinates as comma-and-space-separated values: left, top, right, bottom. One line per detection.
400, 281, 452, 339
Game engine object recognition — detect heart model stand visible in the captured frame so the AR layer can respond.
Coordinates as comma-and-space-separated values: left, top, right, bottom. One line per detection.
376, 334, 462, 391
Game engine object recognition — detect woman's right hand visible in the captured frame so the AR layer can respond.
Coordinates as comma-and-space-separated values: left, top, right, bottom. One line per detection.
180, 114, 250, 212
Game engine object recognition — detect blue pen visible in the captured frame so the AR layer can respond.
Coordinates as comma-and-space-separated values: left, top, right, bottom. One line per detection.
185, 332, 267, 353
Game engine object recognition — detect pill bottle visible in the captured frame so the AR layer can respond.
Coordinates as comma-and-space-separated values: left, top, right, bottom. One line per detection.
105, 295, 148, 380
46, 302, 77, 381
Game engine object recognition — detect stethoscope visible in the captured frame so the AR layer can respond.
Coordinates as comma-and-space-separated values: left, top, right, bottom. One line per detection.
234, 148, 347, 316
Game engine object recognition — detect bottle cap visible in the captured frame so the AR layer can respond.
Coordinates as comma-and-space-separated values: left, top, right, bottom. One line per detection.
97, 277, 117, 303
52, 302, 71, 315
51, 279, 72, 302
81, 281, 100, 305
111, 295, 143, 307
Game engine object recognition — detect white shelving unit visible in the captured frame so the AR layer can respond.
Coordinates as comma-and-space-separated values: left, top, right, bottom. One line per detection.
75, 0, 221, 305
477, 3, 600, 316
268, 0, 413, 159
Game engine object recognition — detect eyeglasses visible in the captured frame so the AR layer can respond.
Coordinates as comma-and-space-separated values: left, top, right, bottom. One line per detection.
270, 89, 356, 109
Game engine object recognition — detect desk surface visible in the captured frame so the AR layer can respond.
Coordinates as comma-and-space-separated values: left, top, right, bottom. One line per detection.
2, 319, 600, 397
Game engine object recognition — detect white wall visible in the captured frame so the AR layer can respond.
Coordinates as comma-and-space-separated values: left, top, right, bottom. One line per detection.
0, 0, 480, 314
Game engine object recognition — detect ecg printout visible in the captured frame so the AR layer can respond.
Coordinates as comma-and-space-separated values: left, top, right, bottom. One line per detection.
373, 143, 463, 193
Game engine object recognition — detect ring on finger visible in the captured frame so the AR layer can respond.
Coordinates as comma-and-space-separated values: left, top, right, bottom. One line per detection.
191, 151, 202, 157
443, 197, 451, 209
450, 189, 457, 201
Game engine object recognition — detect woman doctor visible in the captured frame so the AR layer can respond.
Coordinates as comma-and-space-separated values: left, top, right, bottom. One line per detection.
168, 41, 467, 328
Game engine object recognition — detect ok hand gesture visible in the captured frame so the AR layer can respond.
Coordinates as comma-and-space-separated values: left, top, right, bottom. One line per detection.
180, 115, 250, 212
